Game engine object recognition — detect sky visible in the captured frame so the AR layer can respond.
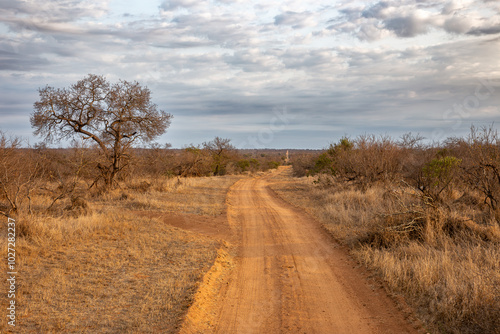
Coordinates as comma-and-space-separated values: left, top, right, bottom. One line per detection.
0, 0, 499, 149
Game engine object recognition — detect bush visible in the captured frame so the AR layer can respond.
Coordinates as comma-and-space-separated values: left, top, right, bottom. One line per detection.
291, 152, 319, 177
310, 135, 403, 188
420, 156, 462, 202
461, 126, 500, 212
268, 161, 280, 169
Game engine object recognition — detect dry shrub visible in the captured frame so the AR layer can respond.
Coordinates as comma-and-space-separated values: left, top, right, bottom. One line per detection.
290, 151, 320, 177
274, 151, 500, 334
127, 180, 152, 193
64, 196, 92, 217
0, 134, 40, 215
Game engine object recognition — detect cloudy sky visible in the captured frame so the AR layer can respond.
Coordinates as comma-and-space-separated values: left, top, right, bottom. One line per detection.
0, 0, 499, 149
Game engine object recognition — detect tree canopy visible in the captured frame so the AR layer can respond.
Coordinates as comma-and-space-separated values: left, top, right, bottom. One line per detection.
31, 74, 172, 187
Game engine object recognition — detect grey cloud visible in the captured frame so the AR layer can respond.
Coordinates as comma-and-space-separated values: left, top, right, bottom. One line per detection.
384, 14, 430, 37
274, 11, 315, 29
0, 50, 49, 70
150, 39, 215, 49
468, 25, 500, 35
443, 15, 472, 34
335, 0, 500, 40
362, 1, 390, 19
3, 8, 254, 58
160, 0, 200, 11
225, 50, 282, 72
281, 49, 339, 71
215, 0, 241, 4
171, 14, 252, 46
0, 0, 108, 26
337, 48, 392, 69
122, 23, 218, 48
1, 17, 88, 37
0, 34, 65, 71
333, 36, 500, 112
338, 7, 363, 21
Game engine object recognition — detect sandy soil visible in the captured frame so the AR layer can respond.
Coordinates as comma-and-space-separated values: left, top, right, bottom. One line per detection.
182, 168, 421, 334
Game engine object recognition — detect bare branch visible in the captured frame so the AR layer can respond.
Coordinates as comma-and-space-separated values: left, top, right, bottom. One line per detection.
31, 74, 173, 189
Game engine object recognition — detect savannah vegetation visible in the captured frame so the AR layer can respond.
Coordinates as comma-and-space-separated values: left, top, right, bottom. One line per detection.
0, 133, 285, 333
274, 127, 500, 334
1, 74, 498, 333
0, 75, 284, 332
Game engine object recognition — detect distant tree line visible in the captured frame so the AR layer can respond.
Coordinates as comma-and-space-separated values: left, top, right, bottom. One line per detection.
0, 131, 286, 217
0, 74, 287, 217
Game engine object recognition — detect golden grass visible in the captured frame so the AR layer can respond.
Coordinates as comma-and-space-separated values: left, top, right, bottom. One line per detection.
0, 175, 241, 333
269, 169, 500, 334
99, 176, 243, 216
354, 243, 499, 333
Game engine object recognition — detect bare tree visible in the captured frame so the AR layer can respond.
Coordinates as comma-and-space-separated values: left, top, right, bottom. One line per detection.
462, 125, 500, 211
203, 137, 236, 176
0, 133, 40, 216
31, 74, 172, 188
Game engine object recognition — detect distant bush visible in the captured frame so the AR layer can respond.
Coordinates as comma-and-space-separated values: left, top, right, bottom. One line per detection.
236, 158, 260, 173
290, 152, 320, 177
306, 135, 402, 187
420, 156, 461, 202
268, 161, 280, 169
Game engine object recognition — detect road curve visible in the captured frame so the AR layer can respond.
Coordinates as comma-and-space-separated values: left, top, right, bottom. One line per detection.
213, 170, 419, 334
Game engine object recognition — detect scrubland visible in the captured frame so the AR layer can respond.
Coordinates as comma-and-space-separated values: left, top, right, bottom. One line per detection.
273, 128, 500, 334
2, 127, 499, 333
0, 140, 244, 333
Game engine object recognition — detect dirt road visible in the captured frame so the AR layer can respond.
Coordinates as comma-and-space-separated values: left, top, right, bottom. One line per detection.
211, 170, 419, 334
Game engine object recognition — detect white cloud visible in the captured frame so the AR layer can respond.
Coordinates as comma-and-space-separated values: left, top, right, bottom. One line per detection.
331, 0, 500, 40
441, 0, 471, 15
274, 11, 316, 29
357, 21, 390, 41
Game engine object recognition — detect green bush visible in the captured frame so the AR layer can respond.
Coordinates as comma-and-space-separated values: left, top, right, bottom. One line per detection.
268, 161, 280, 169
420, 156, 462, 201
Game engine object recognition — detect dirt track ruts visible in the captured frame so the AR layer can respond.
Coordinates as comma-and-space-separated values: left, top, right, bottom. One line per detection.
207, 168, 420, 333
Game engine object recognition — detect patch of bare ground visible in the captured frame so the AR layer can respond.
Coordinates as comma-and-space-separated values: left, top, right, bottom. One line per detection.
268, 167, 500, 334
0, 175, 241, 333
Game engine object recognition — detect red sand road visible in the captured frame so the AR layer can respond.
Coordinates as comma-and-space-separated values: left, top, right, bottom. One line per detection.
209, 170, 420, 334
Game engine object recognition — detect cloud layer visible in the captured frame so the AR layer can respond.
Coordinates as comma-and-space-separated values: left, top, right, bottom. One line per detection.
0, 0, 499, 148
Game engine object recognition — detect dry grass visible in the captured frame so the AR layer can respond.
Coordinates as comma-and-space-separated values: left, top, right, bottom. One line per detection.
355, 243, 499, 333
101, 176, 242, 216
0, 175, 241, 333
269, 169, 500, 334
